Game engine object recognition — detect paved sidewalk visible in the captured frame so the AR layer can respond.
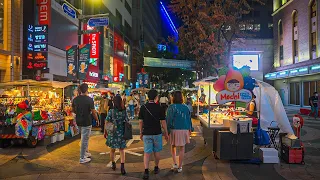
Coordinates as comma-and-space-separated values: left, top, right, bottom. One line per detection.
0, 107, 320, 180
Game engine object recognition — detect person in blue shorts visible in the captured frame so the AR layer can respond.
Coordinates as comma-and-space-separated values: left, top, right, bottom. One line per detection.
139, 90, 168, 180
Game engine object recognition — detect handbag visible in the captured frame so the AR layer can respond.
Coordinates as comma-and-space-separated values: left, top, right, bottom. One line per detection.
123, 122, 133, 140
105, 110, 115, 133
254, 118, 270, 145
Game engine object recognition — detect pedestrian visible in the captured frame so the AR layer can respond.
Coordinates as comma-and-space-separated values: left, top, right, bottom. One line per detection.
140, 91, 147, 105
246, 94, 258, 126
98, 95, 109, 132
166, 91, 193, 173
72, 83, 99, 164
159, 92, 169, 112
127, 94, 135, 119
139, 89, 169, 180
309, 92, 319, 119
134, 92, 140, 117
105, 95, 128, 175
108, 93, 115, 110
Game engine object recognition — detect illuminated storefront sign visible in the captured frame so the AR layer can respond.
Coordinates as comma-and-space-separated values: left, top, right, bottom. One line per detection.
78, 44, 91, 80
26, 24, 48, 70
66, 45, 78, 80
90, 33, 99, 59
265, 65, 319, 80
37, 0, 51, 26
83, 30, 100, 82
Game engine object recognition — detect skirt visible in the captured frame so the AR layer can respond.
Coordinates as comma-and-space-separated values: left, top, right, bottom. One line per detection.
170, 130, 190, 146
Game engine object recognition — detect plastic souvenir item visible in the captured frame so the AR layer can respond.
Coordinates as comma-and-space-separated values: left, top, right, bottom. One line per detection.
33, 111, 42, 121
24, 112, 32, 121
15, 118, 32, 138
17, 101, 28, 110
41, 111, 48, 120
15, 106, 23, 114
224, 69, 244, 92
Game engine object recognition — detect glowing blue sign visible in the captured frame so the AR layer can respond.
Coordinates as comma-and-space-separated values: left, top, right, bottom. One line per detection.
62, 3, 77, 19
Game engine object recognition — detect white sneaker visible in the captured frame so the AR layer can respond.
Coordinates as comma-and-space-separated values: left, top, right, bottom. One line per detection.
171, 164, 178, 170
177, 167, 182, 173
85, 152, 92, 158
79, 157, 91, 164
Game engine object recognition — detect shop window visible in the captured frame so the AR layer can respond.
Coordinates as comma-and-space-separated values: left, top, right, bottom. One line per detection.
246, 24, 253, 31
254, 24, 260, 31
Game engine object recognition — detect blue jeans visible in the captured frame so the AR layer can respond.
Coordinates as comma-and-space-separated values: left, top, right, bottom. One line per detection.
129, 105, 135, 118
143, 134, 163, 153
80, 126, 92, 159
310, 106, 319, 117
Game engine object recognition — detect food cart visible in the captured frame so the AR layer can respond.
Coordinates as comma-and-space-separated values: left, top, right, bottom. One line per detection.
0, 80, 72, 148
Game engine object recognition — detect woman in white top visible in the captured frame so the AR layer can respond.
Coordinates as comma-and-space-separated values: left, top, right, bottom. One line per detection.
159, 93, 169, 112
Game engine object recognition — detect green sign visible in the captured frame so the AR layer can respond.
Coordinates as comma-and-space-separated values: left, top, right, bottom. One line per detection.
144, 57, 195, 70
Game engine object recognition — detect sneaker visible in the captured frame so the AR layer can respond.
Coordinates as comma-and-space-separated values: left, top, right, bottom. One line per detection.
154, 166, 160, 174
177, 167, 182, 173
143, 171, 149, 180
79, 157, 91, 164
171, 164, 178, 170
85, 152, 92, 158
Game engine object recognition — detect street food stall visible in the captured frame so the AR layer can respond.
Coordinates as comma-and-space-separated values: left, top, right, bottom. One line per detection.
0, 80, 72, 148
194, 68, 296, 162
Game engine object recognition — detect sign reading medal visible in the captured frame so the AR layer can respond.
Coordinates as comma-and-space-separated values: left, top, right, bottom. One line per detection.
215, 67, 254, 104
66, 45, 78, 80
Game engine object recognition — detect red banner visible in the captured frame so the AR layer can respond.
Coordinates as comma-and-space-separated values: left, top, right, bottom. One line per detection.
89, 33, 99, 59
37, 0, 51, 26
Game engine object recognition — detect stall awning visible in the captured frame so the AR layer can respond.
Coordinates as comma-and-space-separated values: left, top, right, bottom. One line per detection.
0, 80, 74, 89
193, 76, 218, 86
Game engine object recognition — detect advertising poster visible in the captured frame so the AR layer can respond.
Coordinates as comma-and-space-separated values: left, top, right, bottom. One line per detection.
137, 73, 143, 86
143, 73, 149, 87
66, 45, 78, 80
78, 44, 91, 80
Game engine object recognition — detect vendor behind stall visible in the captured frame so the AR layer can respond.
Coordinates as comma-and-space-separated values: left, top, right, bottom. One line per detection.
246, 94, 258, 126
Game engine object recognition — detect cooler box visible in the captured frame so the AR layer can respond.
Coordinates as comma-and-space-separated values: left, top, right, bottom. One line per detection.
230, 118, 252, 134
281, 144, 304, 164
259, 148, 279, 164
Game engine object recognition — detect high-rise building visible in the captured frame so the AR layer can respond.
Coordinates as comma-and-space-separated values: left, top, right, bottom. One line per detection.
230, 0, 274, 81
265, 0, 320, 107
0, 0, 23, 82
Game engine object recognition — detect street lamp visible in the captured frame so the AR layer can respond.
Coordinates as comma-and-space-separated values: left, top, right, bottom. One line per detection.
148, 50, 151, 53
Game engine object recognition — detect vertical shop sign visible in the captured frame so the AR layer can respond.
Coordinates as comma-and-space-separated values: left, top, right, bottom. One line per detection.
85, 32, 100, 82
37, 0, 51, 26
143, 73, 149, 87
78, 44, 91, 80
66, 45, 78, 80
137, 73, 143, 86
26, 25, 48, 70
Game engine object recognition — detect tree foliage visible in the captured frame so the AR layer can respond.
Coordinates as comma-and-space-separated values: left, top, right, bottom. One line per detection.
169, 0, 265, 78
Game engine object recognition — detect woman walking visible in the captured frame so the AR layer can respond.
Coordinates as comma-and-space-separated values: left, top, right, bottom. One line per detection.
105, 96, 128, 175
159, 92, 169, 112
166, 91, 193, 173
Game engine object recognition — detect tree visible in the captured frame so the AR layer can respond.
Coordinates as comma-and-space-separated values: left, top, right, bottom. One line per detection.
170, 0, 264, 78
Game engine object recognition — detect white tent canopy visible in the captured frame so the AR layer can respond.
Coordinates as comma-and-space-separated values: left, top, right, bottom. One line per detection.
193, 76, 218, 86
0, 79, 73, 89
253, 80, 294, 136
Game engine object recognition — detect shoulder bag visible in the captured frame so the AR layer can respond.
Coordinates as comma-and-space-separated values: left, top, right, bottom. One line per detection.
105, 110, 115, 133
123, 113, 133, 140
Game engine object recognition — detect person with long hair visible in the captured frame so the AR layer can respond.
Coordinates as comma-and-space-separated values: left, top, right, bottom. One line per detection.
159, 92, 169, 112
166, 91, 193, 173
105, 95, 128, 175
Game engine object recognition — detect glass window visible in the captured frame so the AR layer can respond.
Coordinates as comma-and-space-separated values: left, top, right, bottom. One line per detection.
290, 82, 301, 105
310, 81, 316, 93
304, 82, 310, 106
311, 0, 316, 17
311, 32, 316, 51
280, 45, 284, 60
294, 40, 298, 57
254, 24, 260, 31
246, 24, 253, 31
293, 12, 298, 27
268, 23, 273, 29
125, 0, 131, 15
279, 21, 283, 35
239, 24, 246, 31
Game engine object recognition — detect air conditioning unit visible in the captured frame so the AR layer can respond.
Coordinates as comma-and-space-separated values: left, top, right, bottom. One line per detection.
294, 56, 299, 63
312, 51, 317, 59
294, 26, 298, 40
312, 17, 317, 33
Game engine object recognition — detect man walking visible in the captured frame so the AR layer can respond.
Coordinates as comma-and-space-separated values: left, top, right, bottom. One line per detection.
309, 92, 319, 119
139, 90, 169, 180
72, 83, 99, 164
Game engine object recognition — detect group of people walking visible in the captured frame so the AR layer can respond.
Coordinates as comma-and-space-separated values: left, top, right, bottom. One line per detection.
72, 84, 193, 179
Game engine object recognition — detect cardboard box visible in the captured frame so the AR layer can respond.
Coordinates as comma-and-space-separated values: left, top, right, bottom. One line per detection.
230, 119, 252, 134
282, 136, 301, 148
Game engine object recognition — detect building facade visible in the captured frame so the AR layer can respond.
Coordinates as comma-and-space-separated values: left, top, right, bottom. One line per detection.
230, 0, 274, 81
0, 0, 23, 82
265, 0, 320, 107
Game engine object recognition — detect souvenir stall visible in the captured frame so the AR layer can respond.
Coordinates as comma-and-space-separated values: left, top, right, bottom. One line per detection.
0, 80, 72, 148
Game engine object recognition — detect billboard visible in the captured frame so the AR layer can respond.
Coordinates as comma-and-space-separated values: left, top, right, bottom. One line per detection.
66, 45, 78, 80
78, 44, 91, 80
144, 57, 195, 70
232, 54, 259, 71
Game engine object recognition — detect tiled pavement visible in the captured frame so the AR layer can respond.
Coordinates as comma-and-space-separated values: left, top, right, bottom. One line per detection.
0, 106, 320, 180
